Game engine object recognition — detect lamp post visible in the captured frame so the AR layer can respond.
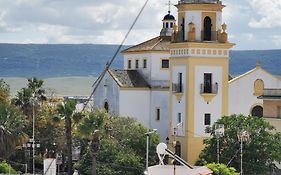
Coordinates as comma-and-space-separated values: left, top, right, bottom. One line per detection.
237, 129, 250, 175
215, 124, 224, 164
144, 129, 157, 175
22, 138, 40, 174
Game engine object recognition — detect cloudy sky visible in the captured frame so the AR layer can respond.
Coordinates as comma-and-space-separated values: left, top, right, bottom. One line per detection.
0, 0, 280, 50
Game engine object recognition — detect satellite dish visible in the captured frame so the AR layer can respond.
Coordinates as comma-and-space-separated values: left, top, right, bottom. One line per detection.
157, 143, 167, 155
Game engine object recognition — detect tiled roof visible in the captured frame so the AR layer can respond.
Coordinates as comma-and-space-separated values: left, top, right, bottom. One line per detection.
122, 36, 171, 53
108, 69, 150, 88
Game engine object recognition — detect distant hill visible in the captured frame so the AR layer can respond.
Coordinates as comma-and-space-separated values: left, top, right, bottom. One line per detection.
0, 44, 280, 78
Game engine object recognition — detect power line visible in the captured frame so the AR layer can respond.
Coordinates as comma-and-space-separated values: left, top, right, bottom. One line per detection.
82, 0, 150, 111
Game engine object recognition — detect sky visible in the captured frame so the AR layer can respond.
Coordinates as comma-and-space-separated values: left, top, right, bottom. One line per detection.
0, 0, 280, 50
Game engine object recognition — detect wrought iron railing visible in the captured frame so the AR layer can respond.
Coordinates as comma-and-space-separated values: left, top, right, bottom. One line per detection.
172, 83, 184, 93
200, 83, 218, 94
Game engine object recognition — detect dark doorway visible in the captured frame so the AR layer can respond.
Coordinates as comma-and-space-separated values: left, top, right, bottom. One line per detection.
181, 18, 185, 41
204, 73, 212, 93
204, 16, 212, 41
104, 102, 109, 112
251, 106, 263, 118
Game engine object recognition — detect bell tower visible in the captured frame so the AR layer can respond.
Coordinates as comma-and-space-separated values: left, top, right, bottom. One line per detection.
169, 0, 234, 164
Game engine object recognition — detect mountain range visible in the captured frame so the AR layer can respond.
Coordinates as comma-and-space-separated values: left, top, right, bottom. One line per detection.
0, 44, 280, 78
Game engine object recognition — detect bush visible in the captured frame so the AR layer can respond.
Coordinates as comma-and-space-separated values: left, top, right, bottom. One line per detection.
207, 163, 239, 175
0, 161, 18, 174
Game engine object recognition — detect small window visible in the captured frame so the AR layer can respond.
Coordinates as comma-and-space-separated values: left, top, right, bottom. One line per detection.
166, 22, 169, 28
178, 113, 182, 123
170, 22, 173, 28
136, 60, 139, 69
143, 59, 147, 68
161, 59, 169, 69
128, 60, 132, 69
204, 113, 211, 125
156, 108, 160, 121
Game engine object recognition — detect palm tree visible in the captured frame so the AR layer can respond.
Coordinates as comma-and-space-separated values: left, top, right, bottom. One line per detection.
76, 109, 109, 175
57, 99, 76, 175
13, 77, 46, 117
0, 104, 28, 159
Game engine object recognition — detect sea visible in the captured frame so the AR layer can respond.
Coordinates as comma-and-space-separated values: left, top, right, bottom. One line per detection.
0, 44, 281, 78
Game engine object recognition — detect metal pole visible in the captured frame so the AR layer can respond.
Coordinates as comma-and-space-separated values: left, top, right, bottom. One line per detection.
217, 137, 220, 164
146, 134, 149, 174
240, 137, 243, 175
32, 100, 35, 175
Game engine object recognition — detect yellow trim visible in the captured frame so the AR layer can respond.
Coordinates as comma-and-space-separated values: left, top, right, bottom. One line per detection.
123, 50, 169, 55
169, 42, 235, 49
253, 79, 264, 96
160, 58, 170, 70
202, 12, 217, 32
174, 92, 183, 101
176, 3, 225, 12
200, 93, 217, 103
169, 55, 230, 164
120, 87, 150, 91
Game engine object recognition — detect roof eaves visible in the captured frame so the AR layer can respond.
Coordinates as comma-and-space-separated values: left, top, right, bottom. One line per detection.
228, 67, 258, 84
121, 36, 160, 53
107, 69, 123, 87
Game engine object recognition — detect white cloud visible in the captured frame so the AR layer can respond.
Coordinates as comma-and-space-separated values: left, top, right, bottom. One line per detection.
248, 0, 281, 28
271, 35, 281, 47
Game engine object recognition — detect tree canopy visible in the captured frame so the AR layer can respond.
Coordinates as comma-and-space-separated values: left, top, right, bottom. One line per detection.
75, 112, 160, 175
197, 114, 281, 174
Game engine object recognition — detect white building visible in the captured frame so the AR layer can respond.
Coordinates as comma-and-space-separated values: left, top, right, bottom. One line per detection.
93, 0, 281, 164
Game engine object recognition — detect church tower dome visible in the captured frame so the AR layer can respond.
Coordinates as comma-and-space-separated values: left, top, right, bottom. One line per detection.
160, 11, 176, 37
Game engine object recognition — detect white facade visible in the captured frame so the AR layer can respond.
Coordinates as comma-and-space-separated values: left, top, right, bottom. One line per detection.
194, 66, 223, 137
124, 53, 170, 86
171, 66, 187, 136
229, 68, 281, 116
93, 72, 120, 116
119, 90, 150, 127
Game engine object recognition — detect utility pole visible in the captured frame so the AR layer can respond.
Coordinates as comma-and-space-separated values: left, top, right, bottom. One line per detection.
32, 95, 35, 175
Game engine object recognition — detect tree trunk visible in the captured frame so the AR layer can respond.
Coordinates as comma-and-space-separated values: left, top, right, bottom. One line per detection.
92, 153, 97, 175
65, 114, 72, 175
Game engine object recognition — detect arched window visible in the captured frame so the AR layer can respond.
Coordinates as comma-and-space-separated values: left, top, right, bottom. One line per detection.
251, 105, 263, 118
166, 22, 169, 28
204, 16, 212, 41
104, 101, 109, 112
254, 79, 264, 96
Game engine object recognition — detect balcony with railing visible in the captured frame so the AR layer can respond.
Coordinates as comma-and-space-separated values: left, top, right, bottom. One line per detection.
172, 83, 184, 93
200, 83, 218, 103
200, 83, 218, 94
179, 0, 221, 4
172, 83, 184, 101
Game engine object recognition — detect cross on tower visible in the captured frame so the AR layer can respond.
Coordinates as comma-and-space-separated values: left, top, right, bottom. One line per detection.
166, 0, 171, 14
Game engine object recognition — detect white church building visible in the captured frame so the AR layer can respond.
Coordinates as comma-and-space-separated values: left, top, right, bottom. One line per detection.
93, 0, 281, 164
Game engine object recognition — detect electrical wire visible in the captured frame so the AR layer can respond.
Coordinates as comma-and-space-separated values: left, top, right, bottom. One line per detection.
82, 0, 150, 111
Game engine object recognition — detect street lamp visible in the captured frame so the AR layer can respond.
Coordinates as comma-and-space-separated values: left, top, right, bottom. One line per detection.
22, 138, 40, 174
144, 129, 157, 175
215, 124, 224, 164
237, 129, 250, 175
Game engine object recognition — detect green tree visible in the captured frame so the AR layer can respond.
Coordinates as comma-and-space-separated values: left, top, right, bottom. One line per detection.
76, 112, 160, 175
0, 79, 10, 104
0, 103, 28, 159
13, 77, 46, 117
197, 114, 281, 174
206, 163, 239, 175
57, 99, 77, 175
